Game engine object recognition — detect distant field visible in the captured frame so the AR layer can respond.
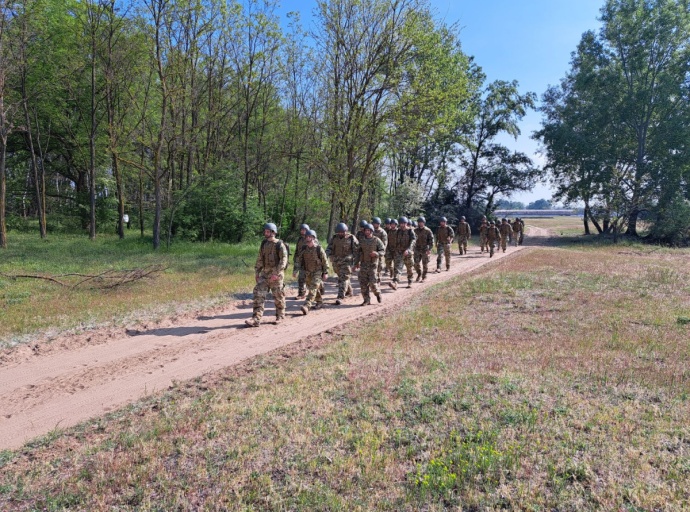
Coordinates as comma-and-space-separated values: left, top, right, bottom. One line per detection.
0, 234, 264, 347
1, 237, 689, 510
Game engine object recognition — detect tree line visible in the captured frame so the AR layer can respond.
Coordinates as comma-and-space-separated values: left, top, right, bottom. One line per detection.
536, 0, 690, 245
0, 0, 540, 249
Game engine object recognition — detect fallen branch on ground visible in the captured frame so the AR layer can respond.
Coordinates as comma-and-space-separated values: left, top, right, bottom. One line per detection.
0, 265, 168, 290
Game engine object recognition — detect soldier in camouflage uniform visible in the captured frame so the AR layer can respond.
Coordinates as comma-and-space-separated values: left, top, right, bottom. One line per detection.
456, 216, 471, 255
371, 217, 388, 284
294, 229, 329, 315
354, 223, 385, 305
511, 218, 522, 247
486, 221, 501, 258
413, 217, 434, 282
518, 217, 525, 245
245, 223, 289, 327
435, 217, 455, 272
384, 218, 398, 277
499, 218, 512, 253
479, 218, 489, 253
326, 222, 359, 306
293, 223, 310, 299
390, 217, 416, 290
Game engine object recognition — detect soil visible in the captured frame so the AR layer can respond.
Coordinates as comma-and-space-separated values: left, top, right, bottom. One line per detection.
0, 227, 550, 450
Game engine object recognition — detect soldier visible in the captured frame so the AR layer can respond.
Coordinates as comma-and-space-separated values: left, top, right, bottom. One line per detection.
385, 218, 398, 278
326, 222, 359, 306
518, 217, 526, 245
355, 220, 368, 243
435, 217, 455, 272
486, 221, 501, 258
293, 223, 310, 299
456, 216, 471, 255
245, 223, 289, 327
390, 217, 416, 290
294, 230, 329, 315
413, 216, 434, 282
511, 218, 522, 247
479, 218, 489, 253
499, 218, 512, 253
354, 223, 385, 305
371, 217, 388, 283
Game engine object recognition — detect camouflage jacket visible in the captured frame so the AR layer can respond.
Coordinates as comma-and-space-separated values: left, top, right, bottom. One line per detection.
293, 235, 307, 266
512, 220, 522, 232
373, 227, 388, 250
414, 226, 435, 251
436, 225, 455, 244
486, 226, 501, 241
499, 223, 512, 238
255, 238, 289, 276
296, 244, 329, 274
392, 228, 416, 254
456, 221, 471, 237
326, 233, 359, 261
354, 236, 385, 267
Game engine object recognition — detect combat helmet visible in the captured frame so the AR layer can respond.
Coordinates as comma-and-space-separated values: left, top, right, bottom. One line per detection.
335, 222, 348, 233
264, 222, 277, 233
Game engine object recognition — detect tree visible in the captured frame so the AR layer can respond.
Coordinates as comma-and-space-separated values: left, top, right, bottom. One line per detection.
527, 199, 551, 210
456, 77, 538, 214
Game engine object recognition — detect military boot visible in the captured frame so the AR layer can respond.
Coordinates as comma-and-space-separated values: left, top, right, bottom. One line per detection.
245, 316, 260, 328
415, 272, 421, 282
435, 267, 441, 274
389, 281, 397, 290
407, 279, 412, 288
360, 299, 371, 306
274, 314, 285, 325
375, 292, 382, 303
300, 305, 309, 315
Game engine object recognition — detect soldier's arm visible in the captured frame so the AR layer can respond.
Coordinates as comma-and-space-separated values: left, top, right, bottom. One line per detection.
353, 244, 362, 267
427, 229, 434, 251
407, 230, 417, 252
255, 242, 264, 275
326, 237, 334, 258
319, 247, 329, 274
278, 242, 288, 272
376, 238, 385, 257
448, 226, 455, 240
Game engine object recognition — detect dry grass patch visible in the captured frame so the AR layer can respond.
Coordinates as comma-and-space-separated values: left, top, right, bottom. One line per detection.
1, 244, 690, 510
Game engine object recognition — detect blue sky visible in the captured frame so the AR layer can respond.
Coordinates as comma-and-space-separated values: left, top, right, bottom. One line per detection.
278, 0, 605, 204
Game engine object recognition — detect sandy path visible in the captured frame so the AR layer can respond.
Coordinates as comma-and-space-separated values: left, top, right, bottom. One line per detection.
0, 227, 549, 450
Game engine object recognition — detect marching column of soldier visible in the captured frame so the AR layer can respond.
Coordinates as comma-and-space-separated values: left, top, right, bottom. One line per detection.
246, 216, 526, 327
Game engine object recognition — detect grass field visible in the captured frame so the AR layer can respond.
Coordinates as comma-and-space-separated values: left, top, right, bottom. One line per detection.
2, 228, 689, 510
0, 234, 263, 347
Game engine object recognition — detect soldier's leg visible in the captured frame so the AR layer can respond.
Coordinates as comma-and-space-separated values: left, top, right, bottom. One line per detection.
297, 269, 306, 298
414, 250, 422, 280
304, 273, 317, 309
314, 275, 324, 306
421, 252, 429, 279
444, 243, 451, 269
359, 269, 371, 304
501, 237, 507, 252
250, 276, 269, 322
368, 266, 382, 302
404, 254, 414, 287
336, 261, 348, 299
436, 246, 443, 272
269, 276, 286, 321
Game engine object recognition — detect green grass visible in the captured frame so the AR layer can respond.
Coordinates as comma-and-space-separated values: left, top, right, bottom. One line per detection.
1, 241, 690, 510
0, 233, 266, 346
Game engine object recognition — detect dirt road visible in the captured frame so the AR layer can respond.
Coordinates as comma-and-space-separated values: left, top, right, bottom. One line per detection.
0, 227, 549, 450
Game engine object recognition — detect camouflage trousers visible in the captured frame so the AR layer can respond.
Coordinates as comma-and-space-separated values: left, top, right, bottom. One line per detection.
457, 236, 469, 255
436, 243, 452, 269
487, 239, 498, 257
252, 272, 285, 320
413, 249, 430, 278
512, 231, 520, 247
304, 271, 324, 308
393, 251, 414, 282
297, 268, 307, 296
518, 231, 524, 245
500, 237, 507, 251
480, 234, 488, 252
358, 263, 380, 302
332, 258, 354, 299
385, 250, 395, 276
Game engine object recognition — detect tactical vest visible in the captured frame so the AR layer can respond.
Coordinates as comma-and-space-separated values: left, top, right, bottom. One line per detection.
359, 236, 381, 264
301, 245, 325, 272
437, 226, 454, 244
487, 227, 500, 241
500, 223, 511, 237
479, 224, 488, 235
512, 220, 522, 232
294, 235, 307, 260
331, 234, 355, 259
395, 229, 414, 253
457, 222, 471, 237
259, 239, 287, 271
415, 227, 434, 250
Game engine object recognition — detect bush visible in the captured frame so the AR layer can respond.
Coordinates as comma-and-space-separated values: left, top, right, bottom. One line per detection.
647, 194, 690, 246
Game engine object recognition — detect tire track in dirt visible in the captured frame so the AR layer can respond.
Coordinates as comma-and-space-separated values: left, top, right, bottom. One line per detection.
0, 227, 548, 450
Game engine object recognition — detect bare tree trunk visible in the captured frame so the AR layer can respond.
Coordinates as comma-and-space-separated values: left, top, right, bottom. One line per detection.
0, 136, 6, 248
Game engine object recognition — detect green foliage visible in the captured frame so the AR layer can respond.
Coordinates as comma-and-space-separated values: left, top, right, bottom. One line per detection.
647, 194, 690, 246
